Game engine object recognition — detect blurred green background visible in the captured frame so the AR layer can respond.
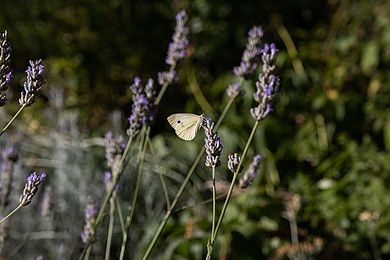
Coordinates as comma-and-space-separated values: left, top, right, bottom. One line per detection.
0, 0, 389, 259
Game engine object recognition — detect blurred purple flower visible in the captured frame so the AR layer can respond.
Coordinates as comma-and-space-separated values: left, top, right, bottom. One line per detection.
19, 172, 46, 206
226, 82, 242, 98
250, 43, 280, 121
233, 26, 263, 78
80, 201, 99, 244
19, 59, 45, 106
0, 31, 12, 106
239, 154, 263, 188
158, 70, 177, 86
104, 131, 125, 170
127, 78, 156, 137
165, 10, 189, 66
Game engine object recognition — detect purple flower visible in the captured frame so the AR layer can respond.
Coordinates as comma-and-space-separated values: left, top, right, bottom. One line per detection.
0, 31, 12, 106
104, 131, 125, 170
127, 78, 156, 137
165, 10, 189, 66
239, 154, 263, 188
19, 59, 45, 106
227, 153, 241, 173
203, 116, 223, 168
158, 70, 177, 86
19, 172, 46, 206
233, 26, 263, 78
80, 201, 99, 244
250, 43, 280, 121
226, 82, 242, 98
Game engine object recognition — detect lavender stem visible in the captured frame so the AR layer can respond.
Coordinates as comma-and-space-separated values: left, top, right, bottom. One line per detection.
0, 104, 26, 137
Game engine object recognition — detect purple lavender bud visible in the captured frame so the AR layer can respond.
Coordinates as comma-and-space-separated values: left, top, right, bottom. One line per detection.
227, 153, 241, 173
80, 201, 99, 244
104, 131, 125, 170
158, 70, 177, 86
19, 172, 46, 206
233, 26, 263, 78
165, 10, 189, 66
250, 43, 280, 121
239, 154, 263, 188
203, 116, 223, 168
0, 31, 12, 106
127, 78, 156, 137
19, 59, 45, 106
226, 82, 242, 98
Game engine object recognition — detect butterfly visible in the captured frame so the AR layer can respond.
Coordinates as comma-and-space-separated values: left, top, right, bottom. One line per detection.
167, 113, 204, 141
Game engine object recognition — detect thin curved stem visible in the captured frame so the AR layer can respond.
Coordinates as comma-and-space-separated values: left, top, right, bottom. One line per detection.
207, 120, 259, 258
0, 105, 26, 137
104, 196, 116, 260
0, 203, 23, 224
211, 166, 216, 238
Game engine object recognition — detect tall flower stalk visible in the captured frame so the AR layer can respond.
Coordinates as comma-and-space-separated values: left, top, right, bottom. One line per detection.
0, 31, 12, 107
206, 42, 280, 258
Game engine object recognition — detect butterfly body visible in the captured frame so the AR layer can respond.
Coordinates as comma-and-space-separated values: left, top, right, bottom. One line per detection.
167, 113, 203, 141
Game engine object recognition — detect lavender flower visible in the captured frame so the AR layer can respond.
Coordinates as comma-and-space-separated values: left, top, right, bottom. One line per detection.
233, 26, 263, 78
19, 59, 45, 106
239, 154, 263, 188
250, 43, 280, 121
19, 172, 46, 206
0, 31, 12, 106
203, 116, 223, 168
226, 82, 242, 98
80, 201, 99, 244
227, 153, 241, 173
104, 171, 119, 192
104, 131, 125, 170
165, 10, 189, 66
127, 78, 156, 137
0, 147, 18, 208
158, 70, 177, 86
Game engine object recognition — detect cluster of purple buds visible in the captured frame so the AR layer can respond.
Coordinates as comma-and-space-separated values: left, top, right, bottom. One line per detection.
127, 77, 156, 138
239, 154, 263, 189
19, 172, 46, 206
250, 43, 280, 121
0, 31, 12, 106
19, 59, 45, 106
80, 201, 99, 244
227, 153, 241, 173
104, 131, 125, 170
203, 116, 223, 168
233, 26, 263, 78
157, 70, 177, 86
165, 10, 189, 66
226, 82, 242, 98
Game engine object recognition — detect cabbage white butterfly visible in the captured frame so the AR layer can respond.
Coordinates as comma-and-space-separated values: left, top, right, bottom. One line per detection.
167, 113, 204, 141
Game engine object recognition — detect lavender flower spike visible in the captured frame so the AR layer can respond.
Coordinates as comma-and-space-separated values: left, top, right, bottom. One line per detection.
239, 154, 263, 189
165, 10, 189, 66
0, 31, 12, 106
203, 116, 223, 168
19, 172, 46, 206
233, 26, 263, 78
250, 43, 280, 121
104, 131, 125, 170
127, 78, 156, 137
19, 59, 45, 106
80, 201, 99, 244
227, 153, 241, 173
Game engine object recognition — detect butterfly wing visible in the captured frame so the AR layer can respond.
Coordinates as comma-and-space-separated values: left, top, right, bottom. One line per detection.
167, 113, 202, 141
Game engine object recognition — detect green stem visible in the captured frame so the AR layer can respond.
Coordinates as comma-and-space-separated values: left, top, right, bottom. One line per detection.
211, 166, 216, 238
207, 120, 259, 257
104, 196, 116, 260
115, 197, 126, 235
142, 93, 239, 260
0, 105, 26, 137
0, 203, 23, 224
119, 129, 149, 260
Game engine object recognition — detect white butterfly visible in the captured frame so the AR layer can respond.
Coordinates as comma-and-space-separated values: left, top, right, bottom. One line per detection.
167, 113, 204, 141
